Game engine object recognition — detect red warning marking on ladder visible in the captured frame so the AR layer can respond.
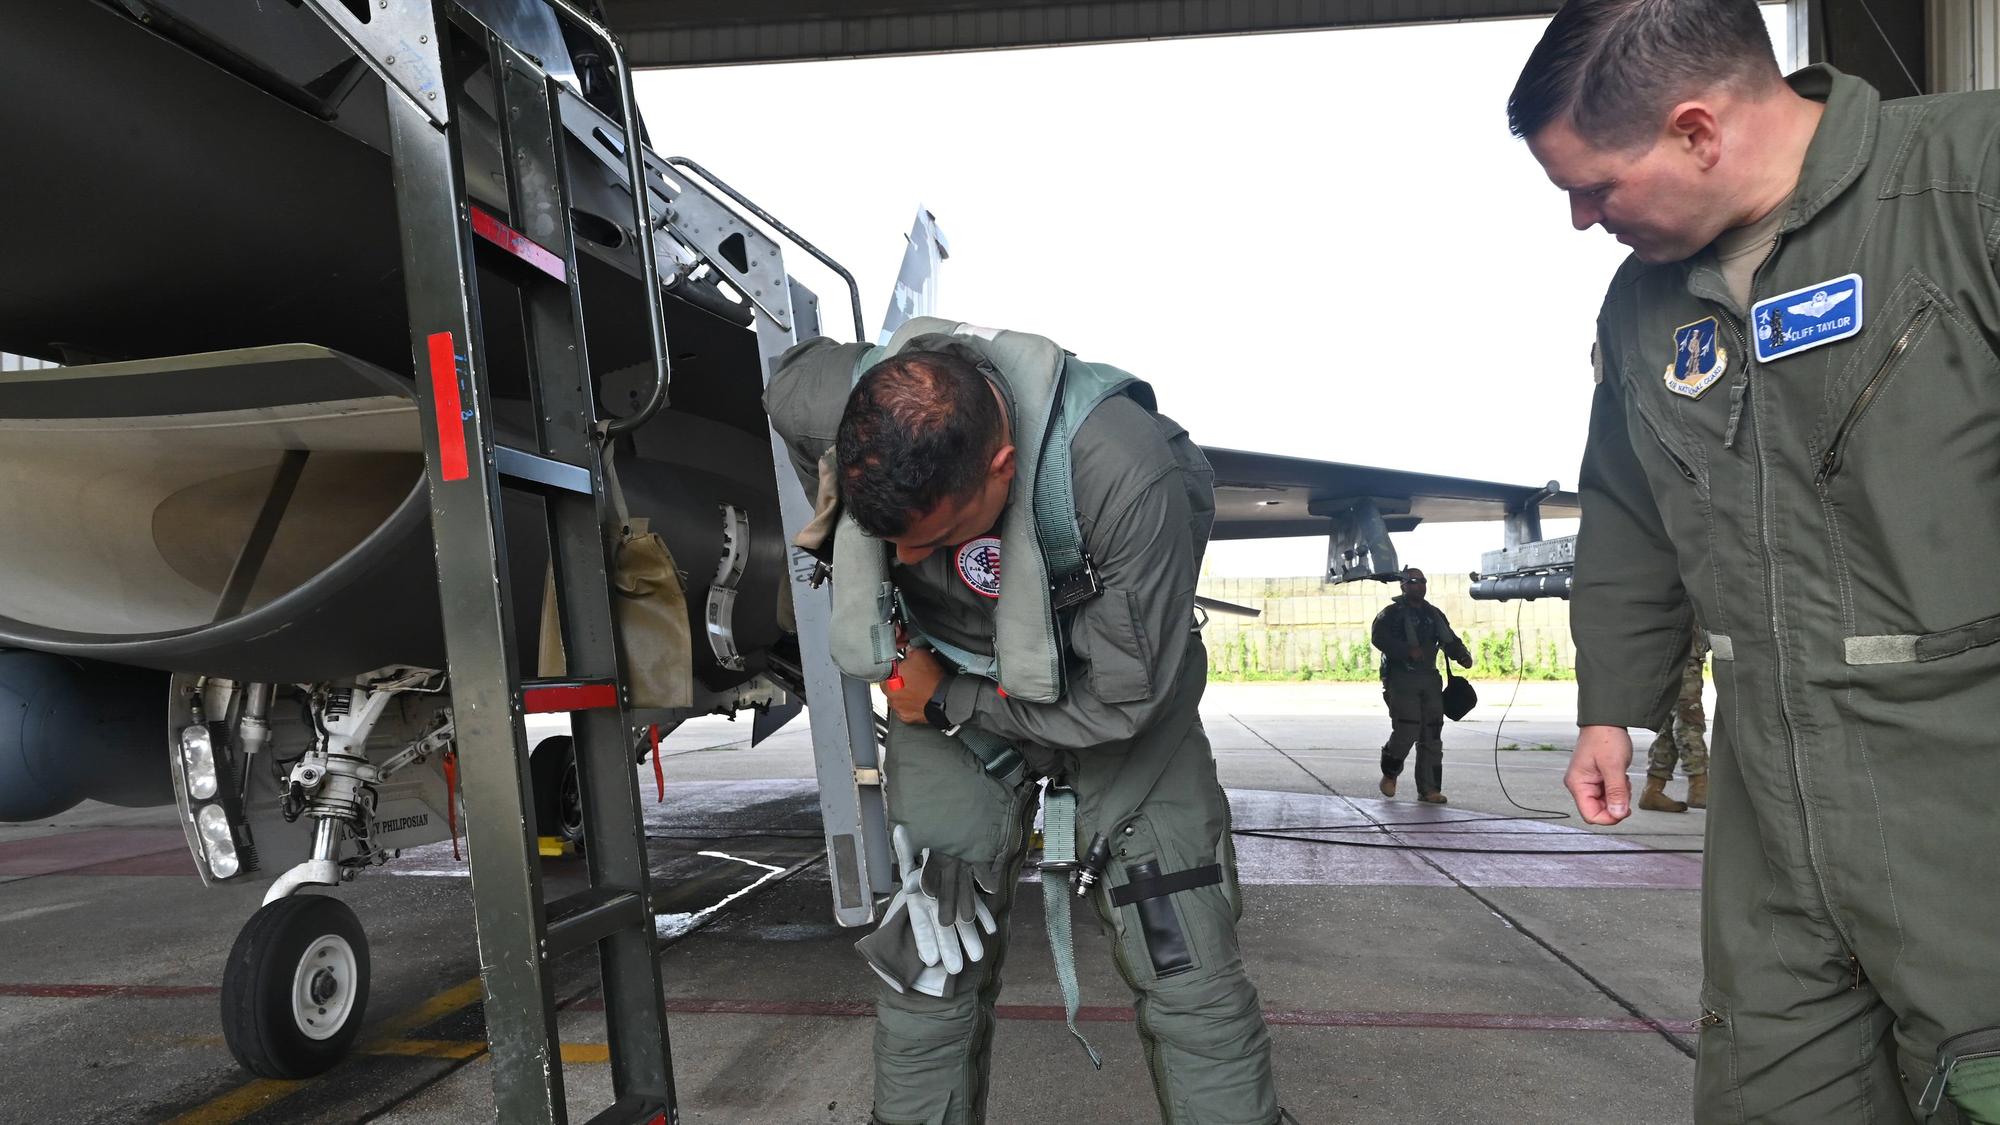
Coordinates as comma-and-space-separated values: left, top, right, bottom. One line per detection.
470, 206, 567, 282
427, 331, 470, 482
523, 681, 618, 713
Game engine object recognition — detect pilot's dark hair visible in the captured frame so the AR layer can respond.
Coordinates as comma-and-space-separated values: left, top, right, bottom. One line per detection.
1508, 0, 1783, 150
836, 348, 1004, 539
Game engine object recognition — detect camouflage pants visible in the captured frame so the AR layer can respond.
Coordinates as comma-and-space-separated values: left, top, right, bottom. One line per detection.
1646, 642, 1709, 780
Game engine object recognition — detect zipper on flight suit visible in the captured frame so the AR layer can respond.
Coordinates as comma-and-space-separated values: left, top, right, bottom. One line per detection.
1647, 423, 1701, 483
1815, 304, 1934, 490
1726, 238, 1864, 966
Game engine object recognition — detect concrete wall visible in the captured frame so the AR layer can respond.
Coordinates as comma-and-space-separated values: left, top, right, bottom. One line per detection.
1196, 573, 1573, 680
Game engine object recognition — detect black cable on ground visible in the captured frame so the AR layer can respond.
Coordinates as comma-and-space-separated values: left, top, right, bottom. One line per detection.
1232, 827, 1701, 855
1489, 599, 1572, 822
1239, 722, 1697, 1059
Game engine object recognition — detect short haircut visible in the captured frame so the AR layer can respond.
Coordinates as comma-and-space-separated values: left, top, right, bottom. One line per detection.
836, 348, 1005, 539
1508, 0, 1783, 150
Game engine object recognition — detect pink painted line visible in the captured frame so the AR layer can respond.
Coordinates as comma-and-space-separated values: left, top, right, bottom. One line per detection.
0, 983, 218, 1000
1, 983, 1669, 1036
0, 829, 186, 877
617, 998, 1662, 1033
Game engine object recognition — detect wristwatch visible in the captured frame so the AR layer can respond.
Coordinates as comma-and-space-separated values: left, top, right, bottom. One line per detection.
924, 675, 961, 736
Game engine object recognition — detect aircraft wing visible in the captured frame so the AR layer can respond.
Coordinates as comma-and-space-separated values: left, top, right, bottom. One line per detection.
1202, 447, 1580, 540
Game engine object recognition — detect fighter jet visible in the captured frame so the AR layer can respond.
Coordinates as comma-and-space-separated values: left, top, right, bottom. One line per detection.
0, 0, 1576, 1081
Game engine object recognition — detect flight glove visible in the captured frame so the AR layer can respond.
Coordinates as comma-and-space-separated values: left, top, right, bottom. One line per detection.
854, 824, 999, 995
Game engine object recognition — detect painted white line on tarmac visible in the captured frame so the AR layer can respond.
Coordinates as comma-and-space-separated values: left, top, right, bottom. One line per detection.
655, 850, 792, 941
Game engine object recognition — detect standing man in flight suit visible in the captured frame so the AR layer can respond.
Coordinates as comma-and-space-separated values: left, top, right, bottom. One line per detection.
1369, 567, 1473, 804
1512, 1, 2000, 1120
765, 318, 1279, 1125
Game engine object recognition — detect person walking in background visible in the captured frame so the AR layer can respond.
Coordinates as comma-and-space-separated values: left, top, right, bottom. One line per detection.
1370, 567, 1473, 804
1639, 634, 1708, 813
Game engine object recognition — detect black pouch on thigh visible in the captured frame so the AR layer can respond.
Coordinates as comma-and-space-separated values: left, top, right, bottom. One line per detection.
1920, 1026, 2000, 1124
1104, 815, 1226, 982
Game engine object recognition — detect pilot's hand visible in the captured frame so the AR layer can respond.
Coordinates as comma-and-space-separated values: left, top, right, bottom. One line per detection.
1565, 725, 1634, 825
884, 646, 945, 726
1455, 651, 1474, 670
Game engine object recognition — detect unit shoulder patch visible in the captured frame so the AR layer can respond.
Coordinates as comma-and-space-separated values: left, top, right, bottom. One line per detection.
955, 537, 1002, 598
1663, 316, 1728, 400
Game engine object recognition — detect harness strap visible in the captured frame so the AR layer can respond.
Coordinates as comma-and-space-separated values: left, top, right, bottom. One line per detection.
953, 724, 1025, 787
1108, 863, 1223, 908
1033, 364, 1087, 585
1039, 785, 1101, 1068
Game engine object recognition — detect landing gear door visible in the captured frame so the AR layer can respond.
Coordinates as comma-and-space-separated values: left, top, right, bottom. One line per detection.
755, 278, 895, 927
654, 170, 893, 926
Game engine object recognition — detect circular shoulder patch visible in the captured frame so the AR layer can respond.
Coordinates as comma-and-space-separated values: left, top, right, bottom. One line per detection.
955, 537, 1002, 598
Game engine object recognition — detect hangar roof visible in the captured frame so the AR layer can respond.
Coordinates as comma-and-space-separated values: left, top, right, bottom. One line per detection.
602, 0, 1564, 68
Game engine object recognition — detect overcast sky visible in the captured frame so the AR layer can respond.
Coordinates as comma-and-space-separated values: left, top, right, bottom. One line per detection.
638, 8, 1789, 578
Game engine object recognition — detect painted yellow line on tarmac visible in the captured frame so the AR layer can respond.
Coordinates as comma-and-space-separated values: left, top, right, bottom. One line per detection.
385, 1039, 610, 1065
361, 1037, 488, 1061
373, 977, 488, 1037
167, 975, 491, 1123
163, 1079, 304, 1124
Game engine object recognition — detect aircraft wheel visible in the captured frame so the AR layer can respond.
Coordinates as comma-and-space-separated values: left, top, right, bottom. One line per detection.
530, 736, 585, 849
220, 895, 370, 1079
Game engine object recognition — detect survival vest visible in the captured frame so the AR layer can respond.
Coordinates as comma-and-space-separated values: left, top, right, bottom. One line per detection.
826, 317, 1157, 704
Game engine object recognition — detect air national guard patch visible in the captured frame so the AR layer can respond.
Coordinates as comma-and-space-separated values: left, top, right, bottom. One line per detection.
1664, 316, 1727, 399
1753, 273, 1863, 362
956, 537, 1002, 598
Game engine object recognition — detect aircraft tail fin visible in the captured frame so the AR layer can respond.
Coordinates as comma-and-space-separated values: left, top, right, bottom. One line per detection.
878, 207, 949, 344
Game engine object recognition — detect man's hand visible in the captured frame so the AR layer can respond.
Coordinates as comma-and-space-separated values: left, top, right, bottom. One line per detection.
1454, 648, 1474, 670
1407, 644, 1423, 662
884, 646, 946, 726
1566, 725, 1634, 825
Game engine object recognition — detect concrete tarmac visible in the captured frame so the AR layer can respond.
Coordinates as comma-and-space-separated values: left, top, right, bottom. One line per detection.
0, 681, 1706, 1123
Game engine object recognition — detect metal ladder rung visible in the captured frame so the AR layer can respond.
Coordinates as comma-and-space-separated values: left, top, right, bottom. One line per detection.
470, 205, 568, 283
522, 678, 621, 713
544, 888, 646, 961
497, 445, 594, 494
581, 1096, 670, 1125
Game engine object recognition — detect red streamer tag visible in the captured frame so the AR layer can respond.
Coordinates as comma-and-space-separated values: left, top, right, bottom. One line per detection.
650, 723, 664, 803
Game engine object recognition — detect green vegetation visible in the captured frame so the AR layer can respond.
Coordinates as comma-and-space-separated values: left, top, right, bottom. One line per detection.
1204, 627, 1575, 682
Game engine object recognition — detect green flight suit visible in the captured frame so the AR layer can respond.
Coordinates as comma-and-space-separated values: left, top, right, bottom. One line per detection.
1370, 596, 1472, 796
1577, 66, 2000, 1123
766, 335, 1278, 1125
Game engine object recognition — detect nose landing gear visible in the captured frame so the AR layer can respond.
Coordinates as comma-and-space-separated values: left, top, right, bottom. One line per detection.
220, 894, 371, 1079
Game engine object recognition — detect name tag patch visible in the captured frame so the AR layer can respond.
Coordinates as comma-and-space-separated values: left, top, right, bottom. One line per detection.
956, 537, 1002, 598
1754, 273, 1863, 362
1663, 316, 1728, 399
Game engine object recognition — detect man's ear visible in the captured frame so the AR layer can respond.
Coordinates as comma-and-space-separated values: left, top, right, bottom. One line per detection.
1667, 101, 1723, 171
989, 443, 1017, 485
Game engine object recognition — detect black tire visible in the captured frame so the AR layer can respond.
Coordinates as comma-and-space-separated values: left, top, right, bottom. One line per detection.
530, 735, 584, 847
220, 895, 370, 1079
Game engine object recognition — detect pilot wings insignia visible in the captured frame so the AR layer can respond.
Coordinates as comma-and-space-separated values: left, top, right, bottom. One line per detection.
1787, 289, 1854, 318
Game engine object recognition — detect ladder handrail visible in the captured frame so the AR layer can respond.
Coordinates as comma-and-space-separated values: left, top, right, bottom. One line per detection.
665, 156, 868, 343
541, 0, 670, 436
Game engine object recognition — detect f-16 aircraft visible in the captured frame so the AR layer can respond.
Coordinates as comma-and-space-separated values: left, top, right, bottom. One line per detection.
0, 0, 1577, 1082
